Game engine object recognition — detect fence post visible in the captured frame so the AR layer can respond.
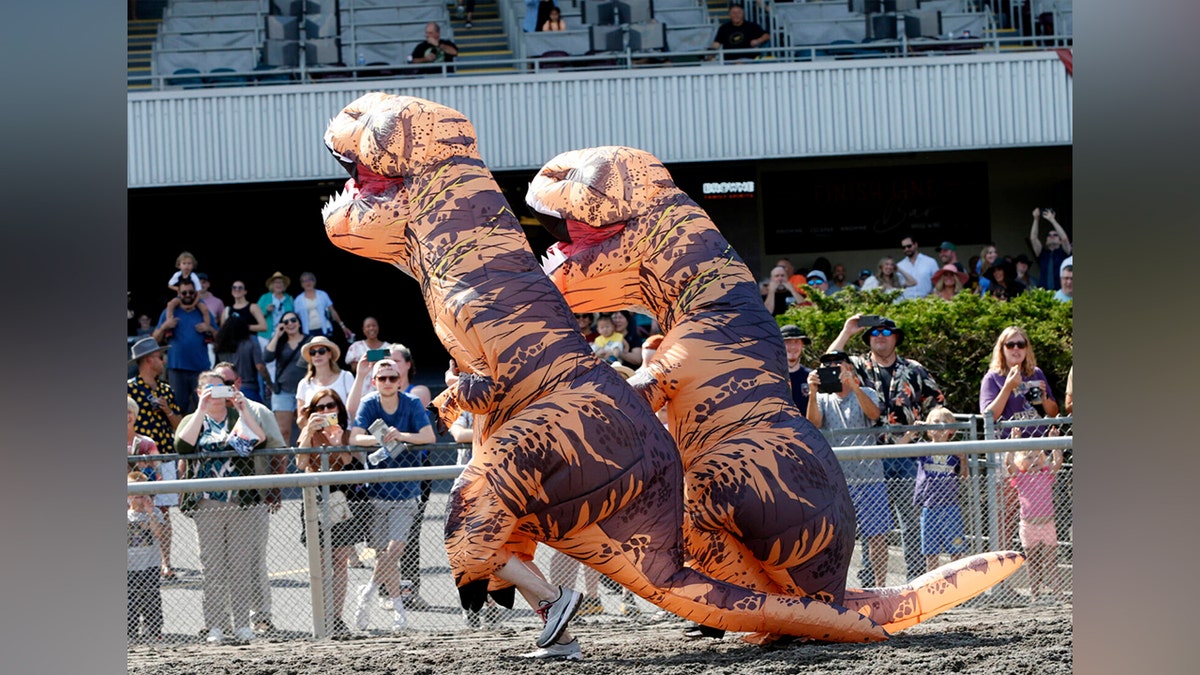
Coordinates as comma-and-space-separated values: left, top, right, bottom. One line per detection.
302, 484, 327, 638
966, 414, 984, 555
982, 412, 1001, 551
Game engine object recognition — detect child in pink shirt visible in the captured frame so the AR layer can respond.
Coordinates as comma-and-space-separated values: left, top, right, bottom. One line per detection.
1006, 448, 1065, 604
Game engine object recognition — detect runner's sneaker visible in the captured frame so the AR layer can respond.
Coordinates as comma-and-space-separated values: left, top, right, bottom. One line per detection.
205, 627, 225, 644
233, 627, 256, 642
521, 638, 583, 660
353, 584, 375, 630
535, 586, 582, 648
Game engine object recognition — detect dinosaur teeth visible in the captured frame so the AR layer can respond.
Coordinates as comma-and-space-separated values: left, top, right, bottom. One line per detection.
540, 245, 568, 277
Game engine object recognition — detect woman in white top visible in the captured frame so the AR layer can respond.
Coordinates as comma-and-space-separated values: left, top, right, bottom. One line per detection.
860, 256, 916, 292
344, 316, 392, 375
293, 272, 353, 340
296, 336, 357, 420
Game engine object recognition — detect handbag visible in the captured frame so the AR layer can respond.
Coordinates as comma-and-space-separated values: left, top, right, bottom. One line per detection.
319, 489, 354, 525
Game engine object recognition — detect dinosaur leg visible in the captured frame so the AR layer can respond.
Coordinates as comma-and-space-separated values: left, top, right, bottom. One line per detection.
842, 550, 1026, 632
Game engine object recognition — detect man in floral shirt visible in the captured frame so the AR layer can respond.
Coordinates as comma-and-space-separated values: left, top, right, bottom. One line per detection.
827, 315, 945, 584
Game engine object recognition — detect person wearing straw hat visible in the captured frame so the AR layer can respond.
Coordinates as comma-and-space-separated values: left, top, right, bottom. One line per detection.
296, 336, 356, 419
256, 272, 295, 398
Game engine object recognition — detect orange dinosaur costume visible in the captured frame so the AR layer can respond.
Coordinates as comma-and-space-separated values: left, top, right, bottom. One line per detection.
320, 93, 887, 642
526, 146, 1024, 634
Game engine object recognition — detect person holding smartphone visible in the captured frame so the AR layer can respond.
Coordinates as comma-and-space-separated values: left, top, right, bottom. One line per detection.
1028, 206, 1072, 291
344, 316, 392, 375
263, 311, 311, 444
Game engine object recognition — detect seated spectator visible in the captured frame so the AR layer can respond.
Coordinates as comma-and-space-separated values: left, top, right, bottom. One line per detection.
860, 256, 916, 293
591, 314, 629, 364
983, 258, 1027, 301
1013, 254, 1037, 288
804, 351, 889, 588
574, 312, 599, 343
931, 264, 969, 300
175, 370, 270, 645
1054, 261, 1073, 302
411, 23, 459, 71
803, 270, 830, 296
853, 268, 873, 290
296, 388, 366, 636
710, 4, 769, 61
345, 316, 392, 375
827, 264, 849, 294
350, 359, 436, 632
541, 5, 566, 31
763, 264, 805, 315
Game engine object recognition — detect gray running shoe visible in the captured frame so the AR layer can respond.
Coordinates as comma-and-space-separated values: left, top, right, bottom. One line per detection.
535, 586, 582, 648
521, 638, 582, 660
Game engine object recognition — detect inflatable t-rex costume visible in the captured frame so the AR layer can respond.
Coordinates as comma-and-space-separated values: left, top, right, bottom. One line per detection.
526, 145, 1024, 635
319, 93, 887, 642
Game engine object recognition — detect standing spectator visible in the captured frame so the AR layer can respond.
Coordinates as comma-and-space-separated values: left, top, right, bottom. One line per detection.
135, 314, 154, 338
1012, 254, 1037, 288
1054, 262, 1073, 302
296, 388, 366, 636
127, 337, 182, 577
293, 272, 353, 341
1028, 207, 1072, 290
980, 326, 1059, 553
167, 251, 201, 294
780, 324, 813, 410
609, 310, 644, 369
175, 370, 269, 645
127, 395, 175, 580
804, 351, 889, 588
456, 0, 476, 28
827, 264, 849, 294
931, 264, 968, 301
770, 258, 806, 291
901, 406, 968, 573
263, 310, 311, 444
152, 278, 217, 413
345, 316, 392, 375
897, 235, 940, 299
860, 256, 916, 293
762, 264, 805, 315
1006, 448, 1066, 604
935, 242, 966, 273
982, 258, 1026, 301
574, 313, 598, 343
827, 314, 946, 582
213, 361, 288, 635
214, 314, 267, 405
196, 273, 225, 326
296, 336, 356, 417
350, 359, 436, 632
222, 280, 268, 333
976, 243, 999, 296
411, 22, 458, 69
127, 471, 165, 642
256, 271, 295, 390
709, 4, 769, 61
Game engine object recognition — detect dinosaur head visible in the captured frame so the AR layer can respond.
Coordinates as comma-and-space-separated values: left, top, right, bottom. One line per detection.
527, 146, 675, 312
321, 93, 480, 273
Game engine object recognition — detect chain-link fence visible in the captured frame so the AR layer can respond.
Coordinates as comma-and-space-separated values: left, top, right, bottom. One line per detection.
127, 416, 1072, 644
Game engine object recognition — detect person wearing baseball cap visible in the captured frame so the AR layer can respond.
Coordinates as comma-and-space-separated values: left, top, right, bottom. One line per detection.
826, 313, 946, 584
780, 324, 814, 410
936, 242, 966, 273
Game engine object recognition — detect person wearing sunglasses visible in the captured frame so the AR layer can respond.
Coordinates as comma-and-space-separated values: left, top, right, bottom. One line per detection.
264, 310, 312, 443
980, 326, 1059, 563
349, 359, 436, 632
297, 336, 357, 420
151, 278, 218, 414
827, 313, 946, 584
897, 235, 940, 300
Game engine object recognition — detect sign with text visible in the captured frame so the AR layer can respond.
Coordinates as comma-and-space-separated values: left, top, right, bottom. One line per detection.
761, 163, 991, 252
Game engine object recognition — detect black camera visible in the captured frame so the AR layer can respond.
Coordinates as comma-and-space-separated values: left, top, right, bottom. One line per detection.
1023, 386, 1044, 405
816, 365, 843, 394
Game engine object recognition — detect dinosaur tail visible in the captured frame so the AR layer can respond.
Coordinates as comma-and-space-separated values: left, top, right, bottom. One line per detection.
567, 531, 890, 643
842, 550, 1026, 633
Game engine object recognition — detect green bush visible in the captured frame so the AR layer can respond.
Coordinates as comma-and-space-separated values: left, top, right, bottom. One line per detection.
778, 288, 1073, 416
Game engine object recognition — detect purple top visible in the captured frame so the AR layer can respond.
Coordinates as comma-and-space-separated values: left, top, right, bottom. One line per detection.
913, 452, 962, 508
979, 367, 1056, 438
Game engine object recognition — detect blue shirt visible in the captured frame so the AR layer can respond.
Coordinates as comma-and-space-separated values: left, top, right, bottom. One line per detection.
156, 306, 215, 372
354, 391, 432, 500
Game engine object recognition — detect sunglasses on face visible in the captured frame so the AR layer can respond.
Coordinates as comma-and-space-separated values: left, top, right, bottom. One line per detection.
902, 244, 915, 250
1004, 340, 1028, 350
310, 347, 330, 356
807, 278, 825, 285
231, 285, 245, 290
868, 328, 894, 337
375, 374, 400, 383
281, 317, 299, 324
313, 402, 338, 412
179, 291, 196, 296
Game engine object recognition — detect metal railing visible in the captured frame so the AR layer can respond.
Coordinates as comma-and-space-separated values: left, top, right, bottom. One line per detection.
126, 419, 1072, 644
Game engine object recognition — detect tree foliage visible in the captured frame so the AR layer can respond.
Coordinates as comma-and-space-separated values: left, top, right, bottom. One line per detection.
778, 288, 1073, 415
